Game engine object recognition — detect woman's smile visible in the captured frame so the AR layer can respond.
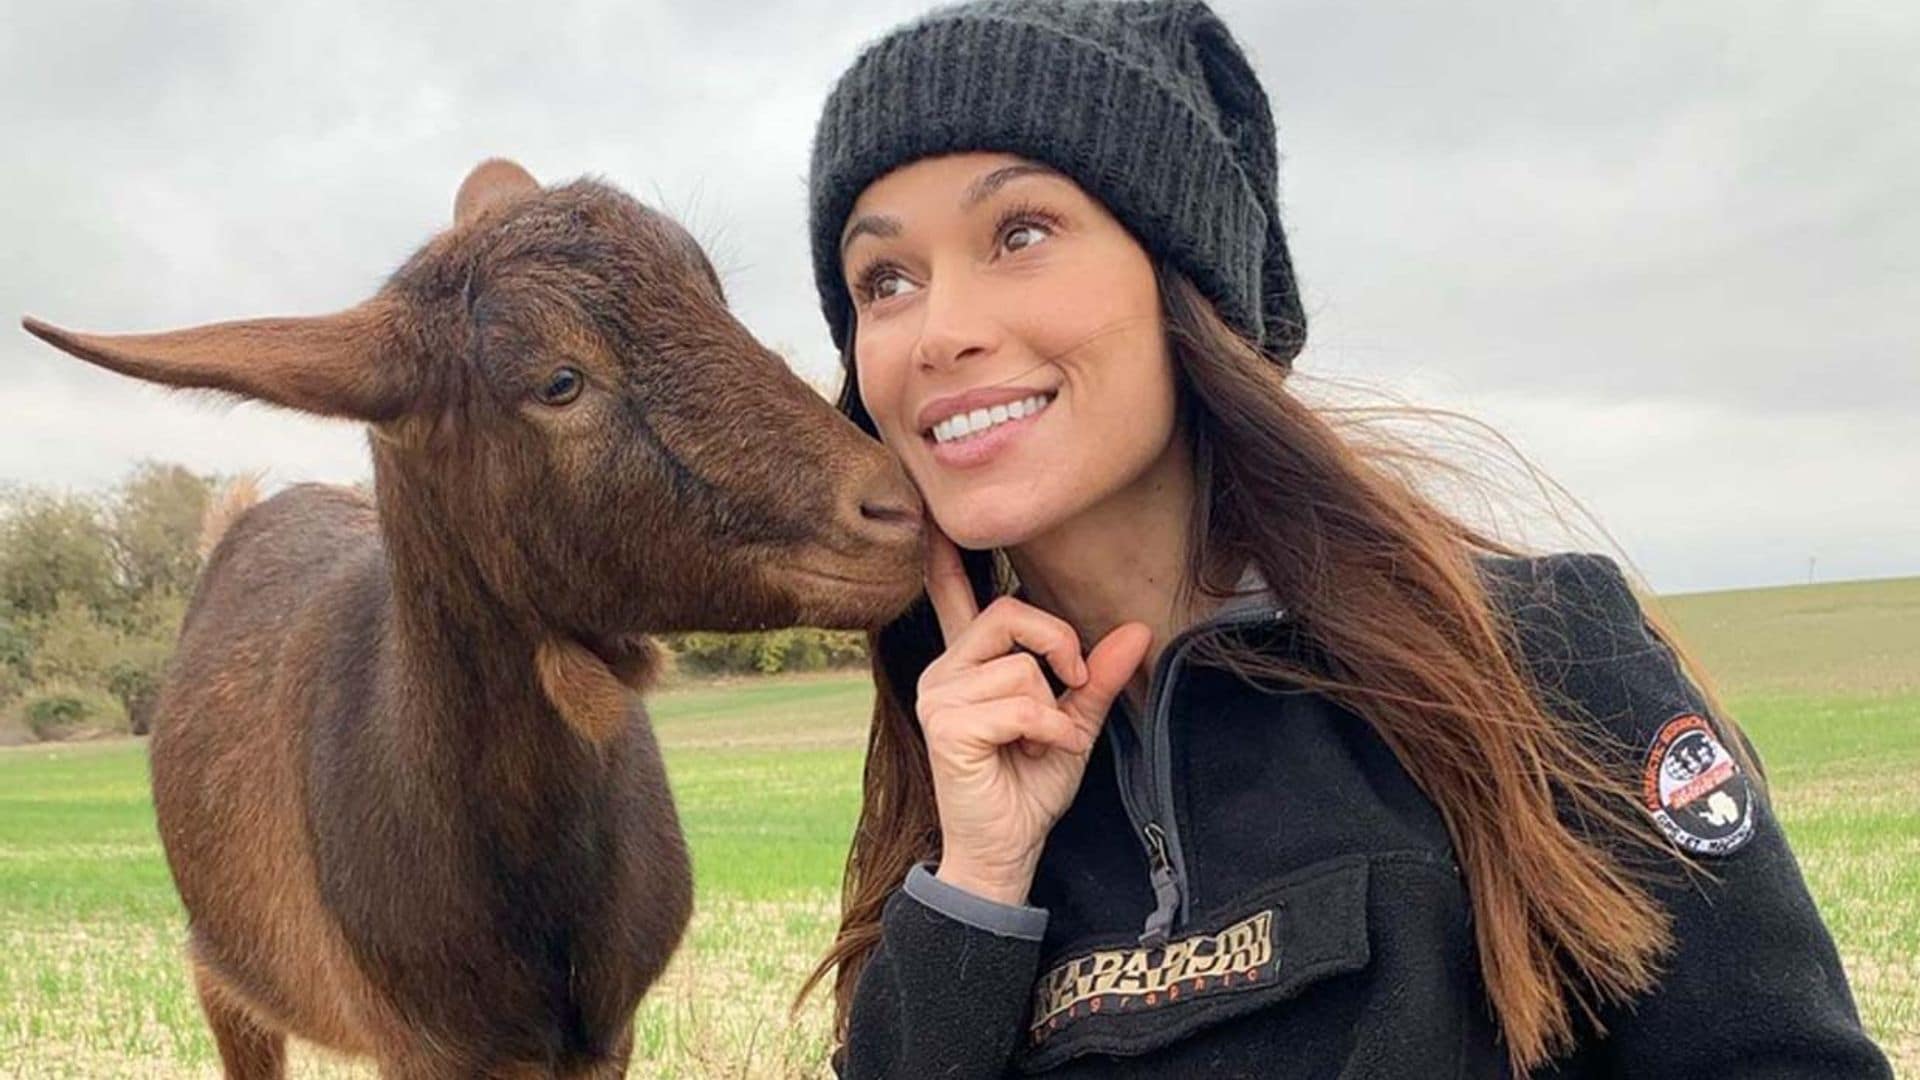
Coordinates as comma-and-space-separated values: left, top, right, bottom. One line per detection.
922, 388, 1059, 469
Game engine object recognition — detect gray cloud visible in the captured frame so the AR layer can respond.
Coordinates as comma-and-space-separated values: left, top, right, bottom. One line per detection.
3, 0, 1913, 591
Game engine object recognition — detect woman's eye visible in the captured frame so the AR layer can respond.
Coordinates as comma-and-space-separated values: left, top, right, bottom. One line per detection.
1003, 223, 1049, 253
864, 268, 918, 303
536, 366, 584, 406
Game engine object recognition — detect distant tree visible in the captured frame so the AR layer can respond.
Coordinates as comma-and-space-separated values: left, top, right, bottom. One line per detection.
0, 490, 118, 620
0, 463, 215, 737
25, 592, 121, 687
108, 461, 216, 605
109, 588, 188, 735
0, 613, 28, 704
0, 612, 27, 672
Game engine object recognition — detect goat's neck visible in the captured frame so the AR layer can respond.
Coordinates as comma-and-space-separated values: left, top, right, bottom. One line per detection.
370, 468, 599, 781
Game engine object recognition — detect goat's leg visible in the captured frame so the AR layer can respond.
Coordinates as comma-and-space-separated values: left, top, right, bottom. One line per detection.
539, 1023, 635, 1079
589, 1022, 635, 1078
379, 1026, 634, 1080
192, 962, 288, 1080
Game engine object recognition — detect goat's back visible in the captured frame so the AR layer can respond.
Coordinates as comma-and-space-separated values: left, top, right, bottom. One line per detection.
182, 482, 380, 642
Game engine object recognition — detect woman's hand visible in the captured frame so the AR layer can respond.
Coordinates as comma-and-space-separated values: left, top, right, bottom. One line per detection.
915, 522, 1153, 906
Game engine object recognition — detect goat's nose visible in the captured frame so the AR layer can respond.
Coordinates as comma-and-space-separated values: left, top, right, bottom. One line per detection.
844, 464, 923, 547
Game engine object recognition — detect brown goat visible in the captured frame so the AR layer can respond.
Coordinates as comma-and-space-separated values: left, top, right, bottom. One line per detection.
20, 159, 924, 1078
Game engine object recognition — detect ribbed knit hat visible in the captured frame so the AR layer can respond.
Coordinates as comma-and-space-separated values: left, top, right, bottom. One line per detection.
808, 0, 1306, 366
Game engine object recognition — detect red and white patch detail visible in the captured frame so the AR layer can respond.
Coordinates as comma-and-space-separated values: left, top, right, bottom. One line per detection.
1641, 712, 1754, 856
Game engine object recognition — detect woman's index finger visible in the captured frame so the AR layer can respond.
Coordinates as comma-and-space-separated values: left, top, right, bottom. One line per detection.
923, 519, 979, 645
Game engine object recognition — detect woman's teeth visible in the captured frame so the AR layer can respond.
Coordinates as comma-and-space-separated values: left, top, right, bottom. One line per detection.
930, 392, 1055, 445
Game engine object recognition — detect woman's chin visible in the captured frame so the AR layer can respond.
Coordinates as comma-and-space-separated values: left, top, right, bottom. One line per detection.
931, 499, 1047, 553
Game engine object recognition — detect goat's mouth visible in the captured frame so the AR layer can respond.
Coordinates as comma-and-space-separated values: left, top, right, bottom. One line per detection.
783, 557, 925, 591
775, 559, 923, 628
781, 564, 912, 592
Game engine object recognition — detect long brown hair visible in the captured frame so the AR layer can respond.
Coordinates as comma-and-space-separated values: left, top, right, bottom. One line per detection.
798, 263, 1749, 1072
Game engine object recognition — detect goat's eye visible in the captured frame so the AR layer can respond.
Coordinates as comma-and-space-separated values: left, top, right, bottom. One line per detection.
536, 367, 584, 406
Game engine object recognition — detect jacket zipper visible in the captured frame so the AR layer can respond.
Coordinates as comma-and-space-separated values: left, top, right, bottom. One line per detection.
1110, 603, 1286, 948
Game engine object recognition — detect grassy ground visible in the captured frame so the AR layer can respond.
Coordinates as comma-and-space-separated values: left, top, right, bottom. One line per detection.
1, 580, 1915, 1076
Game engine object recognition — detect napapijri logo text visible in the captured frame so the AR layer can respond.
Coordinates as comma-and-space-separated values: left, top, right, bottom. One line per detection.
1029, 909, 1279, 1039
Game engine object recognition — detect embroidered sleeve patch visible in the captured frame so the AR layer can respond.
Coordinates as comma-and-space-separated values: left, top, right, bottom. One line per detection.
1642, 712, 1754, 856
1028, 907, 1280, 1045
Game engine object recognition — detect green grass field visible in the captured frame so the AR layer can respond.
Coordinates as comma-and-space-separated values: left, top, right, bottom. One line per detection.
2, 577, 1915, 1076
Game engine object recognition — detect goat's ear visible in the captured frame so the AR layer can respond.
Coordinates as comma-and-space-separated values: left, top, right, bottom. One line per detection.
19, 298, 413, 422
455, 158, 540, 228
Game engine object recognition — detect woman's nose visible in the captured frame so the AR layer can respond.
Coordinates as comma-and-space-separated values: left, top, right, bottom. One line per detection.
911, 271, 999, 370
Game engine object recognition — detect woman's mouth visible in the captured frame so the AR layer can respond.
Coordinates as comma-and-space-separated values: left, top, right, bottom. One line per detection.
922, 390, 1057, 469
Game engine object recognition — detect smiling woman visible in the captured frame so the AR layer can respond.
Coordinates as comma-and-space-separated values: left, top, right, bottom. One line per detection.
841, 157, 1174, 546
793, 1, 1892, 1078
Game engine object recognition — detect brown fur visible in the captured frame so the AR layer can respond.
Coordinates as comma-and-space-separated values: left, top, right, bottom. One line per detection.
536, 637, 650, 745
22, 158, 924, 1078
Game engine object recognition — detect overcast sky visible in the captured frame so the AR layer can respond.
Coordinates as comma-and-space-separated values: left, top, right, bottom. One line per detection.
4, 0, 1914, 594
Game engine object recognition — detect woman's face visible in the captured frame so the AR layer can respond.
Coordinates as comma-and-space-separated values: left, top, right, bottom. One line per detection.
841, 152, 1178, 551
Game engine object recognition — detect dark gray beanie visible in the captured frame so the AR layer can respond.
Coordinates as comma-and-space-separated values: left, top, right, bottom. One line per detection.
808, 0, 1306, 366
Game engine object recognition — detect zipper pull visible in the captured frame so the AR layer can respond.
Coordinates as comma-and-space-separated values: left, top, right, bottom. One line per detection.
1138, 821, 1181, 948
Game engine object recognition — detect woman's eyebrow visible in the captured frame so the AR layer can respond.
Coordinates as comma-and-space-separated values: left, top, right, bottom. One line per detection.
840, 213, 900, 256
840, 164, 1061, 256
961, 163, 1058, 209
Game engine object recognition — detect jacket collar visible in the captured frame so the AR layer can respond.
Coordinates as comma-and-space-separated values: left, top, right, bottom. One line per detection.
1218, 560, 1280, 618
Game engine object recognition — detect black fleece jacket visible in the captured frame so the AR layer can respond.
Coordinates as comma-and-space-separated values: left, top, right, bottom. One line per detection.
831, 552, 1891, 1078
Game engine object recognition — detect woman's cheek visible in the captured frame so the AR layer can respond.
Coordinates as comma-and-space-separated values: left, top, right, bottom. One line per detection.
853, 352, 902, 441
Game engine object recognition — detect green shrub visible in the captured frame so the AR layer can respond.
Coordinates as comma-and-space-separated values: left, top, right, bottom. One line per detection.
663, 627, 868, 676
106, 655, 165, 736
103, 589, 184, 735
0, 613, 28, 674
0, 615, 26, 706
15, 684, 126, 741
13, 588, 185, 734
23, 592, 122, 687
